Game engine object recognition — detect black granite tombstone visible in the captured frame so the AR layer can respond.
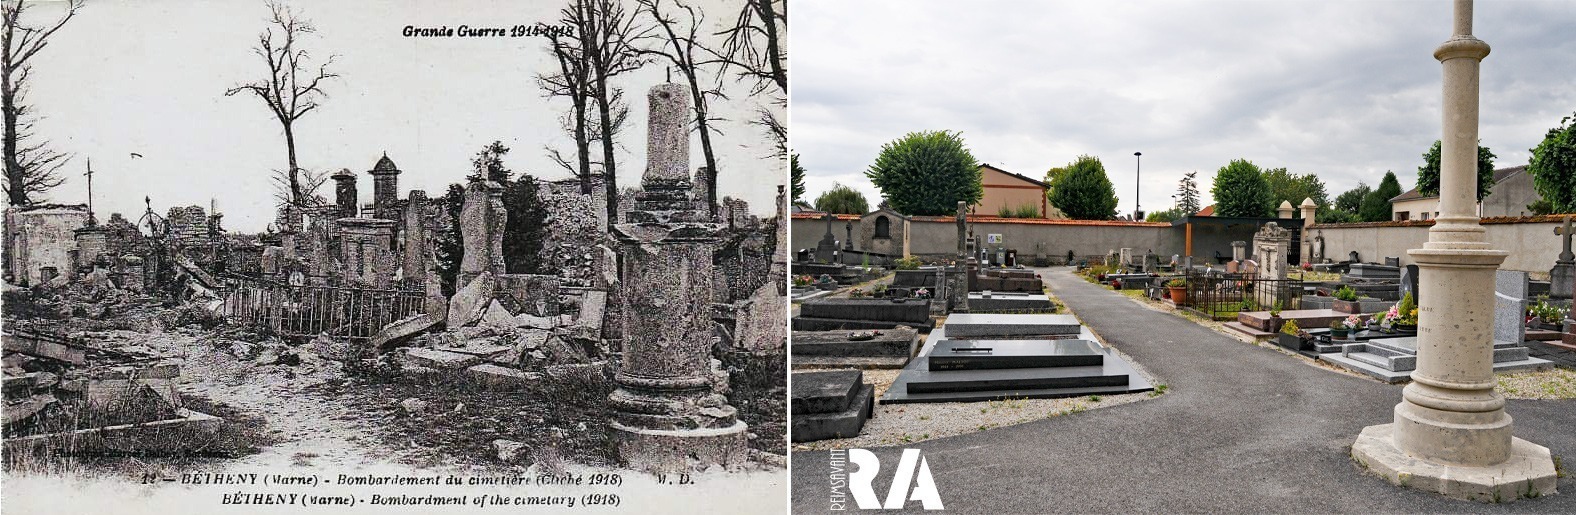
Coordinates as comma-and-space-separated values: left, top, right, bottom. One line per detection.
928, 339, 1104, 370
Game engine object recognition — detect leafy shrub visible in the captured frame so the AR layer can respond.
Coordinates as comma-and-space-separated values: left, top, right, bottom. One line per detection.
894, 256, 922, 271
1280, 319, 1301, 336
1334, 286, 1358, 301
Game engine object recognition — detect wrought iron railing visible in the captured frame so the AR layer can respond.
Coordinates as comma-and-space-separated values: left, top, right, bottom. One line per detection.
1174, 272, 1303, 320
219, 275, 426, 340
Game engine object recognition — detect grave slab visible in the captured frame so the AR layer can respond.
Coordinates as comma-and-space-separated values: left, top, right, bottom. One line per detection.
942, 313, 1081, 338
927, 339, 1104, 371
790, 369, 863, 414
790, 383, 874, 443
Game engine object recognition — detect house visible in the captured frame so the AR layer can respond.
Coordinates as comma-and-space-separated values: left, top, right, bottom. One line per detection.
1390, 165, 1540, 220
977, 164, 1050, 218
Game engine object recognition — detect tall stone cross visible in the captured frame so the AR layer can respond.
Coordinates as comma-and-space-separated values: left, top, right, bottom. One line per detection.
955, 201, 967, 258
1556, 215, 1574, 262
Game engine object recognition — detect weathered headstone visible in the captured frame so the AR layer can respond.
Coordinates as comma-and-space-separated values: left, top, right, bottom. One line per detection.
1493, 270, 1529, 345
844, 221, 855, 251
1231, 241, 1246, 263
1400, 264, 1420, 301
814, 213, 838, 263
1252, 223, 1290, 280
459, 179, 506, 287
1384, 256, 1401, 267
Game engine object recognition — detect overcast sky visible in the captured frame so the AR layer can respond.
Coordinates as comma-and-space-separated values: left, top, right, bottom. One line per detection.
791, 0, 1576, 215
24, 0, 782, 231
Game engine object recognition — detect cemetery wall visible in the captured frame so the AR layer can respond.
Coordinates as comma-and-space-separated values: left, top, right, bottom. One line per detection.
1309, 215, 1568, 272
789, 213, 1180, 258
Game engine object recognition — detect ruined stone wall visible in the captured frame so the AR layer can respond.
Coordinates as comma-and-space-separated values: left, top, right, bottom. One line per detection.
538, 177, 608, 288
4, 206, 90, 285
166, 206, 211, 243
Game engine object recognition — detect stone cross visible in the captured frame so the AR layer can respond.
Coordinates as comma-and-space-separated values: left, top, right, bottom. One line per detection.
844, 221, 854, 251
1551, 215, 1574, 300
1555, 215, 1573, 262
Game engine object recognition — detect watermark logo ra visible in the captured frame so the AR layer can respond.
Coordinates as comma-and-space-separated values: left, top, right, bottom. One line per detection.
829, 448, 944, 511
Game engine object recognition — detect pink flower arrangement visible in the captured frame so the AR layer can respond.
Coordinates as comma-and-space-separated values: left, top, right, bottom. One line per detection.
1343, 315, 1362, 329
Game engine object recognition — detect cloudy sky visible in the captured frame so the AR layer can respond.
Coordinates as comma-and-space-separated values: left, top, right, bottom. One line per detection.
24, 0, 782, 231
791, 0, 1576, 216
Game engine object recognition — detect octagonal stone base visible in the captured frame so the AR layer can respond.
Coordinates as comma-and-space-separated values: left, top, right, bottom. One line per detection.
611, 420, 749, 474
1352, 424, 1558, 503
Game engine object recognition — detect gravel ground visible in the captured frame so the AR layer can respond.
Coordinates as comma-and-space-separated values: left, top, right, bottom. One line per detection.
792, 287, 1164, 451
1498, 367, 1576, 399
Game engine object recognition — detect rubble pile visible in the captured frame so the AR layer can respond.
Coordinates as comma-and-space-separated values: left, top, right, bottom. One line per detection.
2, 324, 220, 455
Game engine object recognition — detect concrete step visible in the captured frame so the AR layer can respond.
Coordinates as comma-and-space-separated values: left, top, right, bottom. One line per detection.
790, 383, 874, 443
1223, 322, 1274, 340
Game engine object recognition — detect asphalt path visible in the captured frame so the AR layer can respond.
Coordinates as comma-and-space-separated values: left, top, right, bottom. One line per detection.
789, 268, 1575, 514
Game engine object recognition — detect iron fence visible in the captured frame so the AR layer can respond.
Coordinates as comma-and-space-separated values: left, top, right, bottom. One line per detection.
219, 275, 426, 340
1175, 272, 1303, 320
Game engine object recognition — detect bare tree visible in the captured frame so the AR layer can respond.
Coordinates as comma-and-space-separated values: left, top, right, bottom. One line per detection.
2, 0, 82, 206
225, 1, 337, 209
584, 0, 643, 226
714, 0, 784, 95
540, 10, 594, 195
637, 0, 727, 217
714, 0, 785, 159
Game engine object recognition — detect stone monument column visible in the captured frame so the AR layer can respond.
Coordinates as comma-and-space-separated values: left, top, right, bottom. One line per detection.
1351, 0, 1557, 501
948, 201, 970, 313
607, 83, 746, 471
1299, 197, 1318, 265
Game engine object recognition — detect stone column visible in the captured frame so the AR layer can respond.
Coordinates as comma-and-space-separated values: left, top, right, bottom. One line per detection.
1230, 241, 1245, 263
402, 190, 428, 286
949, 201, 970, 313
607, 83, 745, 472
332, 169, 358, 219
1351, 0, 1557, 501
1277, 200, 1294, 219
1299, 197, 1318, 265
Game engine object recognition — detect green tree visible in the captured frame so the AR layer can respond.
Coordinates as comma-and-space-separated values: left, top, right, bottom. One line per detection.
1210, 159, 1272, 217
865, 130, 982, 215
1175, 171, 1201, 215
1044, 166, 1068, 185
1263, 167, 1329, 214
1145, 207, 1182, 223
1334, 182, 1370, 213
502, 175, 551, 274
434, 183, 466, 295
1360, 171, 1403, 222
1528, 112, 1576, 213
790, 152, 806, 202
467, 140, 513, 183
813, 183, 869, 214
1048, 155, 1119, 220
1417, 139, 1496, 201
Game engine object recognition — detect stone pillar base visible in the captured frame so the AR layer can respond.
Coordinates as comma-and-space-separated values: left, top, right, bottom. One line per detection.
611, 421, 749, 473
1351, 424, 1558, 503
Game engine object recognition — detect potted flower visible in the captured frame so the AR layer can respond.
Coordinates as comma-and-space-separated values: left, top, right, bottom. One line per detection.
1332, 286, 1363, 314
1166, 278, 1189, 305
913, 287, 931, 299
1268, 300, 1284, 332
1278, 319, 1305, 351
1527, 300, 1565, 331
1323, 321, 1349, 341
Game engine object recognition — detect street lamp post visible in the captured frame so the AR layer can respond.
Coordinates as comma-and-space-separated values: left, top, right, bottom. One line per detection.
1133, 152, 1143, 220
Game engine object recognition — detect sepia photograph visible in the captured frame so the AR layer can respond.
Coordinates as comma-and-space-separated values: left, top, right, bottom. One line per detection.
787, 0, 1575, 512
2, 0, 786, 513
